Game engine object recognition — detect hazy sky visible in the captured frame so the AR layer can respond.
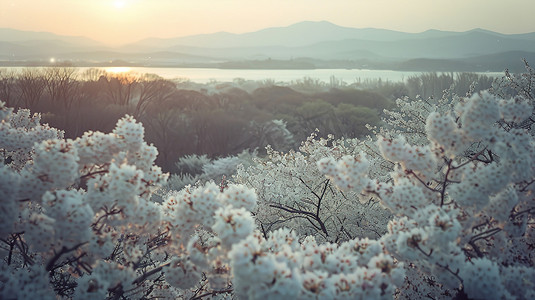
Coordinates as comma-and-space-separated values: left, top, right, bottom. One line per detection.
1, 0, 534, 46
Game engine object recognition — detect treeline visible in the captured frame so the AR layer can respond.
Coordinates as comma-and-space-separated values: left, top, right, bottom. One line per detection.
350, 72, 496, 100
0, 66, 496, 172
0, 67, 393, 171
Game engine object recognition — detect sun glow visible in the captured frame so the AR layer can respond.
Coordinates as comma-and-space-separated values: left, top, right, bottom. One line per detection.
105, 67, 132, 74
113, 0, 127, 9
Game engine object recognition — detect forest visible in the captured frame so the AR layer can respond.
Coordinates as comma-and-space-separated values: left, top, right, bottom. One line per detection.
0, 62, 533, 299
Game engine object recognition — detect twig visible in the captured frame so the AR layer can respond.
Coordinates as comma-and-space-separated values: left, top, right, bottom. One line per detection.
190, 288, 233, 300
132, 261, 171, 285
46, 242, 88, 273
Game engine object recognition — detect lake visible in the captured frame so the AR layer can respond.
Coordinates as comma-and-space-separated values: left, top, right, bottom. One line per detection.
102, 67, 504, 84
4, 66, 504, 84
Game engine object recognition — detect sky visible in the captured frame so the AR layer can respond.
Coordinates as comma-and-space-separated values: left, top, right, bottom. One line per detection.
1, 0, 534, 46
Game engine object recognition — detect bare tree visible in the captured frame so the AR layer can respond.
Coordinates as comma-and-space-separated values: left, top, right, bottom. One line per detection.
17, 68, 46, 109
133, 74, 177, 119
0, 68, 18, 107
43, 66, 80, 111
143, 108, 192, 169
103, 72, 139, 106
79, 68, 107, 82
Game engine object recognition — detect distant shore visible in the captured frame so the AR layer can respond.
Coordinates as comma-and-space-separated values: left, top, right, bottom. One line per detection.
0, 65, 504, 85
0, 57, 529, 72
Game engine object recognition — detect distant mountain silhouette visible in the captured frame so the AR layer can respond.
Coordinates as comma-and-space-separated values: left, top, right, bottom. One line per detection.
0, 28, 103, 47
1, 21, 534, 71
128, 21, 415, 49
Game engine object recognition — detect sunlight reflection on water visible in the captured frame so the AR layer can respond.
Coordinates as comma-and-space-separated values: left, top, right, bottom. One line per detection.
3, 66, 504, 84
104, 67, 133, 74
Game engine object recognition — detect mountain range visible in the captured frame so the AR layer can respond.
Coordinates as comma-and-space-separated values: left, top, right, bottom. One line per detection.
1, 21, 534, 72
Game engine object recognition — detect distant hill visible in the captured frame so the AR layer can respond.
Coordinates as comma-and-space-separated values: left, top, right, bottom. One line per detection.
460, 51, 535, 72
126, 21, 416, 49
1, 21, 534, 71
392, 51, 535, 72
0, 28, 103, 47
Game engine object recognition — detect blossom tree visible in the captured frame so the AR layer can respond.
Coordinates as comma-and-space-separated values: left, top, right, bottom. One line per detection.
0, 101, 403, 299
319, 90, 535, 299
235, 132, 391, 243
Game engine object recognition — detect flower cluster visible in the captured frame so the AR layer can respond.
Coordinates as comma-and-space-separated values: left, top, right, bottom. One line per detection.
229, 228, 404, 299
0, 107, 171, 298
319, 90, 535, 299
236, 135, 391, 242
0, 103, 63, 170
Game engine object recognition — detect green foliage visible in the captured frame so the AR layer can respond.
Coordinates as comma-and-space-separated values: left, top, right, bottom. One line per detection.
251, 85, 309, 112
296, 99, 334, 120
315, 88, 393, 111
335, 103, 381, 137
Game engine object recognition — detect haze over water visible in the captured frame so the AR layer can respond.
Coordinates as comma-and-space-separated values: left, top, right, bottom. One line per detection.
2, 67, 504, 84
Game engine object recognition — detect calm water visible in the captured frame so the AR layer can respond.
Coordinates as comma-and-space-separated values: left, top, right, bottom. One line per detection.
109, 68, 426, 83
4, 66, 504, 84
101, 67, 504, 84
